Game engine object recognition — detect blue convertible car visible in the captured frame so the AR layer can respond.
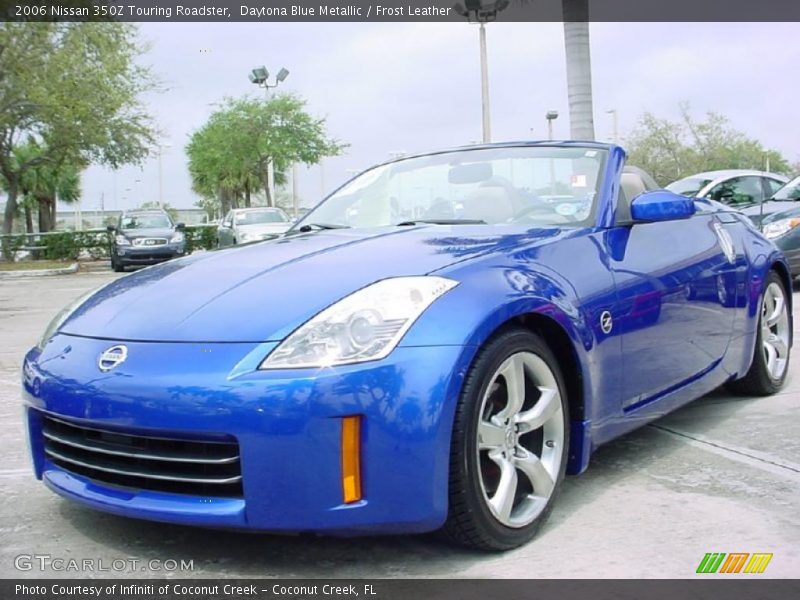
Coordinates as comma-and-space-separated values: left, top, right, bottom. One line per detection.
22, 142, 792, 550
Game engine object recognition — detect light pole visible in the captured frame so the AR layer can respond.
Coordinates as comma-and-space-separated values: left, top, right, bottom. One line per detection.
455, 1, 509, 144
546, 110, 559, 140
156, 143, 172, 207
606, 108, 618, 144
249, 65, 290, 207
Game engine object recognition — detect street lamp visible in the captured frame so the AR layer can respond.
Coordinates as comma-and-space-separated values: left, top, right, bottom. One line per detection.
156, 143, 172, 207
454, 1, 510, 144
249, 64, 290, 206
545, 110, 559, 140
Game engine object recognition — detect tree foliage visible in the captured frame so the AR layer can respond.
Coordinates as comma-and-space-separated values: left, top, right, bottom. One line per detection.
0, 22, 158, 241
14, 142, 83, 233
625, 104, 790, 186
186, 94, 344, 212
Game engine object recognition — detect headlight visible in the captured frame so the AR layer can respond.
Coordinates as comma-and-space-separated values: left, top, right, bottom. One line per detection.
171, 231, 185, 243
38, 290, 94, 349
763, 217, 800, 240
114, 234, 130, 246
260, 276, 458, 369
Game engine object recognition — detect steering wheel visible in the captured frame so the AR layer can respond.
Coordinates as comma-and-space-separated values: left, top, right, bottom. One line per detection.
512, 203, 574, 225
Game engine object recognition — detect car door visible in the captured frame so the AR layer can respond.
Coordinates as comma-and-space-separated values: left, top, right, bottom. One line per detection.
609, 185, 738, 410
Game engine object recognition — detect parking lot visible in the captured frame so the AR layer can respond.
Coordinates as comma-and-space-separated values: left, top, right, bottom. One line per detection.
1, 271, 798, 579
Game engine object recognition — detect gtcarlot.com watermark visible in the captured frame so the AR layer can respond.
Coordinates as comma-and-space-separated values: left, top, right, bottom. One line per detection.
14, 553, 194, 573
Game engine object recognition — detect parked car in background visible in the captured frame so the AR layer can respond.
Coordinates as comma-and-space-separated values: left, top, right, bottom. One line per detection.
760, 199, 800, 276
217, 207, 292, 247
107, 209, 186, 272
666, 170, 788, 208
739, 175, 800, 228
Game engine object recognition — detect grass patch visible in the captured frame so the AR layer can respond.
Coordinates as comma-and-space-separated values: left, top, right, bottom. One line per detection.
0, 260, 74, 271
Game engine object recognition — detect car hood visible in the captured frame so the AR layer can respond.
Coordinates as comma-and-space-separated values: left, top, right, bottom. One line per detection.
740, 201, 800, 226
61, 225, 561, 342
118, 227, 175, 239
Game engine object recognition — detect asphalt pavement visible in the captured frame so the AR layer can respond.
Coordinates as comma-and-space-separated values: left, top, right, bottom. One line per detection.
1, 272, 798, 578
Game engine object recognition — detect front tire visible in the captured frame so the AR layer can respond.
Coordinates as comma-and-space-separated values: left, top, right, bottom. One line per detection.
442, 328, 569, 551
728, 270, 791, 396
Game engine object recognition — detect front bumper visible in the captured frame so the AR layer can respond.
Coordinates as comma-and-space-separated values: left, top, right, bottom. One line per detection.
22, 334, 469, 535
115, 244, 185, 266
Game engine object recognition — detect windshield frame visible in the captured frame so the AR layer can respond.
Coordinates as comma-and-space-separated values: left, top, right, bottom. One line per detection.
292, 144, 610, 232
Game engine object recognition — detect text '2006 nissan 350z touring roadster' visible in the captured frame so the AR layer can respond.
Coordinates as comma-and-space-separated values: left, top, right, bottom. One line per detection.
23, 142, 792, 550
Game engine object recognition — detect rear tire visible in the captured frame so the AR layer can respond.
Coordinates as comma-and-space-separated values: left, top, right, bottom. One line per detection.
442, 328, 569, 551
728, 270, 791, 396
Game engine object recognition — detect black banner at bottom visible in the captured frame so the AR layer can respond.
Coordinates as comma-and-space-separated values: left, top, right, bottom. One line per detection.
3, 580, 800, 600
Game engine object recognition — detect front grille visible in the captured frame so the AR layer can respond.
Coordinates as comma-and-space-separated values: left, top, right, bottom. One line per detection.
42, 416, 242, 498
132, 238, 168, 246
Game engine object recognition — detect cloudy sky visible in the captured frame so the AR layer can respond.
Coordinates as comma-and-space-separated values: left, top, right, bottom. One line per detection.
74, 21, 800, 213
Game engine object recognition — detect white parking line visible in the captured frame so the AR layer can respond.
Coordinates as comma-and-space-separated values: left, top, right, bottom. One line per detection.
650, 424, 800, 482
0, 468, 30, 478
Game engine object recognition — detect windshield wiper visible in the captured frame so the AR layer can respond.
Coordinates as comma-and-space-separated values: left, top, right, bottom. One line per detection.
295, 222, 351, 232
395, 219, 487, 226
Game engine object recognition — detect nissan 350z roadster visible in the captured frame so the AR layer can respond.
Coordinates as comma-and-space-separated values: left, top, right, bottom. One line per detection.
22, 142, 792, 550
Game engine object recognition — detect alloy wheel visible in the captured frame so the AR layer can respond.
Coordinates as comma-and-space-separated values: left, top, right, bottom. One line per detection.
476, 351, 564, 528
761, 281, 790, 380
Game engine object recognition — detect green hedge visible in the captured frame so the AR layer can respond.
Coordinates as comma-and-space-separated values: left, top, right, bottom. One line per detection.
1, 225, 218, 262
184, 225, 217, 253
41, 231, 111, 260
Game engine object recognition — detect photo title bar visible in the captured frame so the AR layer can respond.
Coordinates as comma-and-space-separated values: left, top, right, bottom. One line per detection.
5, 0, 800, 22
4, 579, 800, 600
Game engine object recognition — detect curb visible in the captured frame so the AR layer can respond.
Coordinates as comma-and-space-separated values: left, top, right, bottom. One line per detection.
0, 262, 79, 279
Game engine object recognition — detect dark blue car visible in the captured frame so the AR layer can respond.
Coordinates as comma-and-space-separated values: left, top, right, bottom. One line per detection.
23, 142, 792, 550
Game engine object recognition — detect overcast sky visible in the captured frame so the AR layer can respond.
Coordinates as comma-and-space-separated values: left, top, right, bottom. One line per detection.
73, 21, 800, 214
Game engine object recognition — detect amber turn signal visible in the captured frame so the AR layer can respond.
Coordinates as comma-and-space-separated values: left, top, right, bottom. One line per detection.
341, 416, 362, 503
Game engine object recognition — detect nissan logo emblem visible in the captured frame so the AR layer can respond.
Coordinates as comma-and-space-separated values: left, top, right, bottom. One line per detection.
97, 345, 128, 372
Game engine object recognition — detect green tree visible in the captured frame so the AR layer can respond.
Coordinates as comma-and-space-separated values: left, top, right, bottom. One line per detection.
0, 22, 157, 242
625, 104, 790, 186
187, 94, 344, 212
15, 142, 82, 233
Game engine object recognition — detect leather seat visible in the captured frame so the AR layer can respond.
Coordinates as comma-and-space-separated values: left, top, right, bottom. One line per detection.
462, 184, 515, 223
617, 166, 660, 224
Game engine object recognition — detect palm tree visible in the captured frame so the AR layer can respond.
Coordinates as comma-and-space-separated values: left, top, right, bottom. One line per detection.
16, 143, 82, 232
562, 0, 596, 140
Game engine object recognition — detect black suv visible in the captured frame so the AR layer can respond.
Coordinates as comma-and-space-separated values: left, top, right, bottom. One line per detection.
107, 210, 186, 272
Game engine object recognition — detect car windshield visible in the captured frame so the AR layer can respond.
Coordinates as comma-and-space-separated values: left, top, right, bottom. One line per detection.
666, 177, 712, 197
772, 176, 800, 201
120, 214, 171, 229
296, 146, 607, 229
236, 210, 288, 225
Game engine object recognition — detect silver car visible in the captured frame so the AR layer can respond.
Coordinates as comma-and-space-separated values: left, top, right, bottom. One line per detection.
217, 207, 292, 247
666, 169, 788, 207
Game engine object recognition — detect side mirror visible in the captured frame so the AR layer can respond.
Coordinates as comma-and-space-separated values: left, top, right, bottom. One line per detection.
175, 222, 186, 230
106, 225, 116, 233
630, 190, 696, 223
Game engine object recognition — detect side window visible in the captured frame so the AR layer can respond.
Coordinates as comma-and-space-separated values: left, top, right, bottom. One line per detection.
222, 211, 233, 227
707, 177, 763, 205
765, 178, 784, 197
